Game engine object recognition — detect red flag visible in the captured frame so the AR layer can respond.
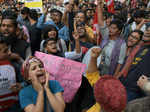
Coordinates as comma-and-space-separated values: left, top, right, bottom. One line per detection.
93, 8, 102, 45
105, 0, 115, 13
131, 0, 137, 8
93, 8, 98, 34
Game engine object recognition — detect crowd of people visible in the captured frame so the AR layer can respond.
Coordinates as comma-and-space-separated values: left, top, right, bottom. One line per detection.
0, 0, 150, 112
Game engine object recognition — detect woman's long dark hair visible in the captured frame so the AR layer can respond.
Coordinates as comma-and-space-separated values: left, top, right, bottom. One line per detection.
42, 24, 59, 40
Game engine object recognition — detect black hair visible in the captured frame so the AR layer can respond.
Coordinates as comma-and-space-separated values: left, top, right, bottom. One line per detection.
129, 30, 143, 40
18, 2, 24, 5
146, 25, 150, 31
138, 2, 147, 8
85, 8, 94, 11
64, 2, 69, 5
85, 8, 94, 13
79, 3, 88, 10
42, 25, 58, 40
21, 7, 30, 15
43, 38, 57, 48
29, 9, 38, 21
133, 10, 145, 18
0, 11, 2, 16
1, 10, 18, 28
11, 7, 19, 12
114, 5, 122, 11
0, 35, 11, 46
50, 8, 63, 18
76, 22, 85, 28
128, 9, 135, 15
89, 3, 96, 9
103, 12, 113, 19
75, 10, 86, 19
110, 19, 124, 31
113, 11, 128, 24
74, 0, 79, 6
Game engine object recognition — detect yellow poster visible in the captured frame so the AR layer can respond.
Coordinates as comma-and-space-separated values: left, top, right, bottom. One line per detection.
18, 0, 25, 2
25, 0, 43, 13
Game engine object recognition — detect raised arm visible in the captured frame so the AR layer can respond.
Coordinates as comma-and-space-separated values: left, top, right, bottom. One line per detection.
87, 48, 101, 73
64, 31, 82, 59
62, 3, 72, 27
97, 0, 105, 27
73, 31, 81, 54
136, 19, 150, 30
44, 73, 65, 112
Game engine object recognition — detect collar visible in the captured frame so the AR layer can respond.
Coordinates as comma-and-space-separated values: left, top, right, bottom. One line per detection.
0, 60, 11, 65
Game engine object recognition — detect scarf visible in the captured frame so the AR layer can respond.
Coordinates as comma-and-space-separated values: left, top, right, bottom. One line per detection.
21, 56, 43, 80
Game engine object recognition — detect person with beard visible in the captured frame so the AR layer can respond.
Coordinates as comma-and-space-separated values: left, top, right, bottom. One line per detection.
119, 26, 150, 102
85, 8, 94, 28
0, 10, 31, 60
62, 1, 95, 43
114, 30, 143, 78
72, 22, 94, 59
73, 11, 95, 44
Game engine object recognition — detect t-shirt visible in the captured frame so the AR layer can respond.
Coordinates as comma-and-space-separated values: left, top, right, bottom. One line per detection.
0, 60, 18, 112
82, 41, 126, 74
19, 80, 64, 112
86, 71, 101, 112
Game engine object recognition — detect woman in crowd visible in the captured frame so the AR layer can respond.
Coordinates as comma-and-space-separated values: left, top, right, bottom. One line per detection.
19, 56, 65, 112
41, 24, 67, 53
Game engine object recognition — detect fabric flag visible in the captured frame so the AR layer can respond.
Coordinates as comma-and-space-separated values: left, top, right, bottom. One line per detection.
131, 0, 137, 8
93, 8, 102, 45
105, 0, 115, 14
93, 8, 98, 34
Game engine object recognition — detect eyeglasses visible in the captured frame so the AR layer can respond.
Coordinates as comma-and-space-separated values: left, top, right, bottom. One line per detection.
143, 34, 150, 37
130, 34, 140, 41
143, 34, 150, 38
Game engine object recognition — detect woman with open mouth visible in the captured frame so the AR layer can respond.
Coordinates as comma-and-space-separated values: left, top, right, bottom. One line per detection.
19, 56, 65, 112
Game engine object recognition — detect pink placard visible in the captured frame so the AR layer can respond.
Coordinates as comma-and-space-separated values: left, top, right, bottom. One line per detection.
35, 52, 86, 103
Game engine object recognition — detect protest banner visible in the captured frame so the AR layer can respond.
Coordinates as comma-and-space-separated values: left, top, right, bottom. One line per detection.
25, 0, 43, 13
0, 65, 16, 95
35, 51, 86, 103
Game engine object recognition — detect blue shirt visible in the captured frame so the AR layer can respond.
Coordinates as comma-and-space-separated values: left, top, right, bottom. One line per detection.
37, 14, 70, 41
19, 80, 64, 112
